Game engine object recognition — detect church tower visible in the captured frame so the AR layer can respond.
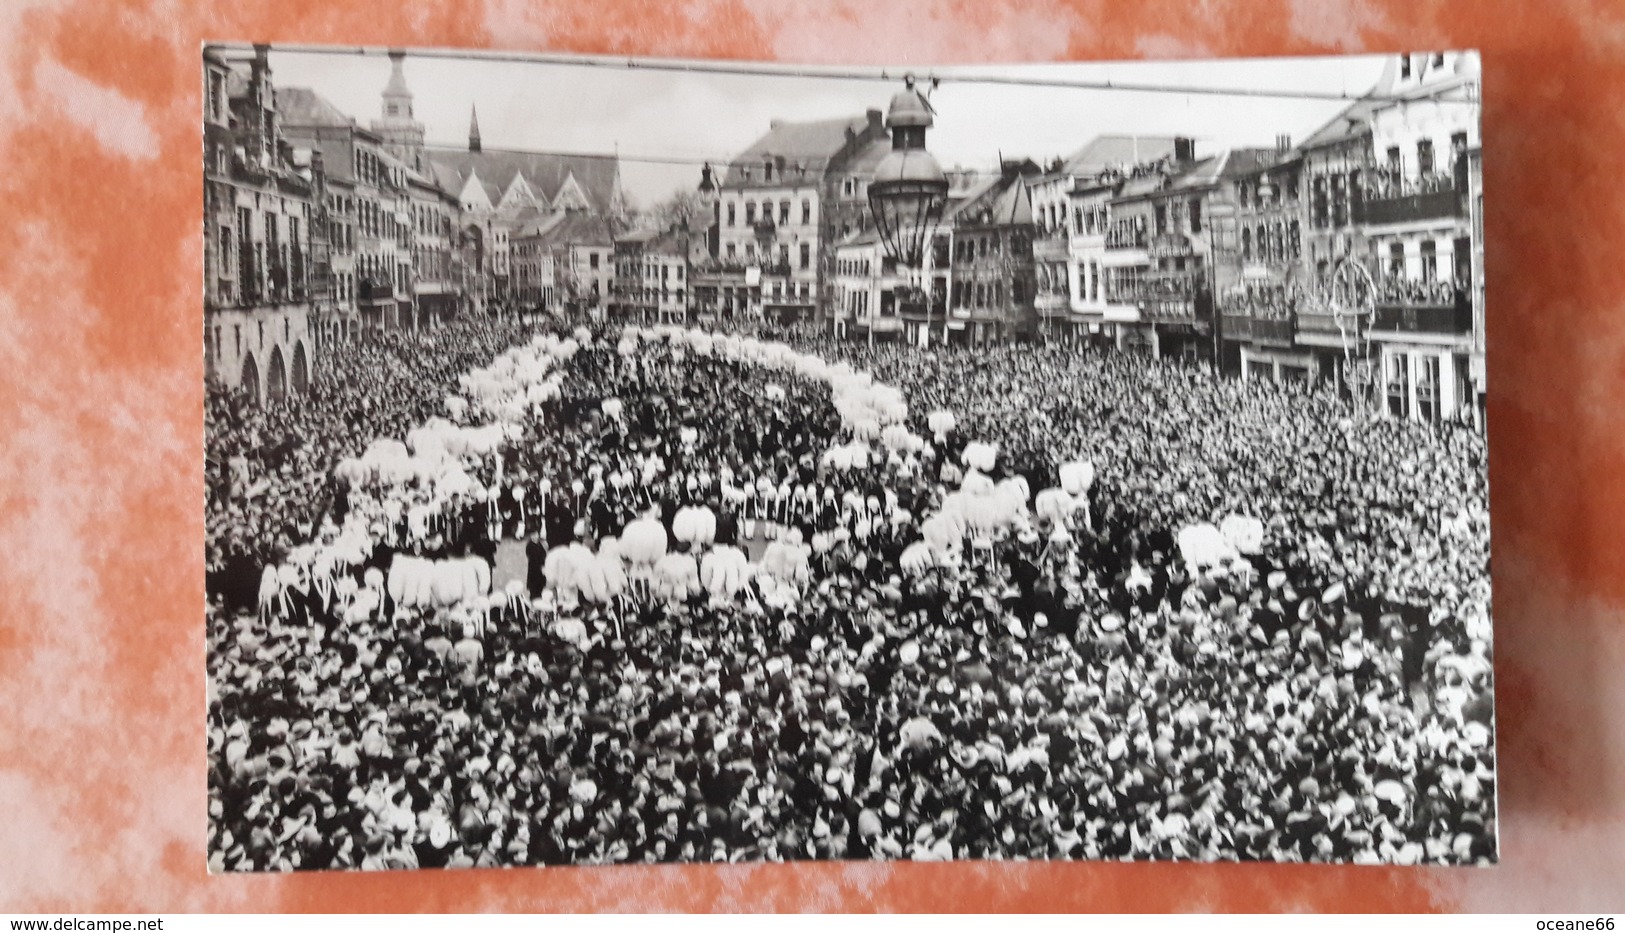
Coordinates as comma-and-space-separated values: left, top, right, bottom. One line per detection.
371, 49, 425, 169
468, 104, 482, 153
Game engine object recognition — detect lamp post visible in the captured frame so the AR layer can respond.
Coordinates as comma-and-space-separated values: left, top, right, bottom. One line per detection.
868, 75, 949, 347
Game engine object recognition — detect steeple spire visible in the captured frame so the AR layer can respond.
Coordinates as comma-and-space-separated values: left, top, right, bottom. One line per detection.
469, 104, 482, 153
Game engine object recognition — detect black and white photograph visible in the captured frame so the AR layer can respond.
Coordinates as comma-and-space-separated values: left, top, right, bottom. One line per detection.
203, 43, 1495, 873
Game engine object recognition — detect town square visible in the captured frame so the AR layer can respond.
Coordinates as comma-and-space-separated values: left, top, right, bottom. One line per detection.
203, 46, 1494, 871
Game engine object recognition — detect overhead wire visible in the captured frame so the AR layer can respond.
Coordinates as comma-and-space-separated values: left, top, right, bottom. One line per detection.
209, 41, 1403, 103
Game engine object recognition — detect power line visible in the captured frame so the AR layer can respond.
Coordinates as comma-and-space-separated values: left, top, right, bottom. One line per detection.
213, 41, 1402, 103
416, 140, 1010, 175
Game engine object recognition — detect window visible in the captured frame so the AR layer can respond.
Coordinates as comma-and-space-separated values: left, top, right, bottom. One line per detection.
745, 202, 756, 225
1188, 198, 1202, 234
589, 253, 600, 270
779, 200, 790, 224
1433, 52, 1446, 67
1386, 146, 1402, 170
801, 199, 811, 224
1401, 55, 1412, 79
1420, 240, 1437, 280
1241, 227, 1252, 260
208, 72, 225, 122
763, 158, 773, 181
1154, 204, 1167, 236
217, 227, 233, 281
1388, 242, 1405, 277
799, 243, 811, 270
842, 177, 855, 197
1417, 139, 1435, 176
727, 203, 736, 226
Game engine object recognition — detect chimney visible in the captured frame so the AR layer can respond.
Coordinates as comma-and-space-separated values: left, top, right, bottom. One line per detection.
844, 126, 857, 144
1276, 133, 1292, 154
867, 108, 883, 129
1174, 137, 1195, 164
251, 43, 274, 164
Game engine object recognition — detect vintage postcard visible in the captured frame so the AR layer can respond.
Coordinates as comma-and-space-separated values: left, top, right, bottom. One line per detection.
203, 44, 1494, 871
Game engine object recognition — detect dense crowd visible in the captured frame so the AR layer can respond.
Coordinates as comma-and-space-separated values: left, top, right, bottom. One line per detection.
206, 320, 527, 592
207, 315, 1495, 873
1373, 275, 1467, 307
1220, 283, 1300, 321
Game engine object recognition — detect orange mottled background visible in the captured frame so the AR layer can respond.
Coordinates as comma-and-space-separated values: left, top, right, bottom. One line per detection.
1, 0, 1622, 913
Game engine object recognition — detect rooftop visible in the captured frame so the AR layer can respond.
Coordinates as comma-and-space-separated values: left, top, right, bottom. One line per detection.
425, 148, 621, 214
721, 110, 887, 189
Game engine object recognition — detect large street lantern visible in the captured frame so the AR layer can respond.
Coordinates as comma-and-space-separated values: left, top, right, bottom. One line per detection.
868, 75, 949, 270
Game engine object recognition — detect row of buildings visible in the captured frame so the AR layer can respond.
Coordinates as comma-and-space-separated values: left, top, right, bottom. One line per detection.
203, 47, 1484, 425
609, 50, 1484, 425
818, 51, 1485, 426
202, 45, 626, 404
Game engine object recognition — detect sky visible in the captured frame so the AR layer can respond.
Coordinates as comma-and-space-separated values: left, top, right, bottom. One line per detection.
247, 46, 1390, 208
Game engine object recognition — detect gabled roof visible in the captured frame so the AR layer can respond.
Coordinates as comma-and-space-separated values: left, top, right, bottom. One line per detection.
1297, 99, 1384, 151
425, 149, 621, 215
527, 212, 617, 250
722, 111, 887, 188
1109, 147, 1282, 201
948, 170, 1035, 227
513, 212, 568, 240
275, 87, 357, 129
1058, 135, 1182, 177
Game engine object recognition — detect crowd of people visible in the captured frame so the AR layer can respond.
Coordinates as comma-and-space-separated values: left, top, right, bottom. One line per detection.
207, 313, 1495, 873
1218, 283, 1302, 322
1373, 274, 1468, 308
206, 319, 527, 596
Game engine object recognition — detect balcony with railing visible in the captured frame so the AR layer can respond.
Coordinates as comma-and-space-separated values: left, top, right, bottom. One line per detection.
1149, 230, 1194, 256
1105, 221, 1148, 250
1369, 275, 1472, 335
1358, 170, 1463, 226
1218, 283, 1296, 345
1220, 314, 1294, 344
1296, 310, 1358, 336
1137, 270, 1200, 302
1371, 301, 1472, 335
